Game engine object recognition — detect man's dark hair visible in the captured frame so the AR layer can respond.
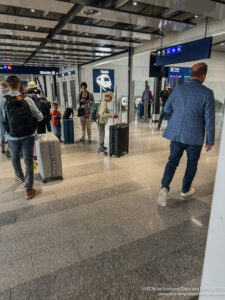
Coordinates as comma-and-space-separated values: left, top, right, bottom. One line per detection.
7, 75, 21, 90
191, 63, 208, 78
80, 82, 87, 88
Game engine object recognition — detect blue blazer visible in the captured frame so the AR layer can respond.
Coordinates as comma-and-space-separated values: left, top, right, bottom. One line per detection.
163, 80, 215, 146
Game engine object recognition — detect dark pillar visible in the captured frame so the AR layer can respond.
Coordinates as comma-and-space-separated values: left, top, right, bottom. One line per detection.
152, 77, 162, 123
128, 47, 134, 124
43, 75, 47, 96
53, 75, 57, 102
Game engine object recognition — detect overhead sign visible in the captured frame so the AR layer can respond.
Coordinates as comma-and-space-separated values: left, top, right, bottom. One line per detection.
156, 37, 212, 66
0, 65, 59, 75
57, 70, 75, 78
93, 69, 114, 93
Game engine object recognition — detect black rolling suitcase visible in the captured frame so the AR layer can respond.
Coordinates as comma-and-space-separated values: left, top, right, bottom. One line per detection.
109, 123, 129, 157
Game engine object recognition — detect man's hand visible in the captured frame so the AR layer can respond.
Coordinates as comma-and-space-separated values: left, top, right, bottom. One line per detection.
206, 145, 213, 152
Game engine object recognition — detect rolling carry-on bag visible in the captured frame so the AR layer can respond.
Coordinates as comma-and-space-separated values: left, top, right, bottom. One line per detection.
35, 132, 63, 183
63, 119, 74, 144
138, 103, 144, 118
109, 123, 129, 157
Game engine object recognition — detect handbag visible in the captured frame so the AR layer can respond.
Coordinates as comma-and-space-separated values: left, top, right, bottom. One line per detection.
77, 107, 84, 117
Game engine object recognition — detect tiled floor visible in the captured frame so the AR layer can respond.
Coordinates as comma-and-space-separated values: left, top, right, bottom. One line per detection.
0, 114, 222, 300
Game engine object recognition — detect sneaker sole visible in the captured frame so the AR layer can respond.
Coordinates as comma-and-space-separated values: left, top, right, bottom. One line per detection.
25, 194, 35, 199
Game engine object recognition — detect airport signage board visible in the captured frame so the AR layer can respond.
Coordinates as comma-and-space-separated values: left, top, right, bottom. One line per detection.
57, 70, 75, 78
93, 69, 114, 93
0, 65, 59, 75
156, 37, 212, 66
168, 66, 191, 76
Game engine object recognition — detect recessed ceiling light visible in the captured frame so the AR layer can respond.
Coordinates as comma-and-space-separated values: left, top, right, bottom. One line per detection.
195, 14, 199, 18
25, 25, 28, 29
85, 33, 88, 36
221, 42, 225, 46
31, 9, 35, 13
133, 1, 138, 5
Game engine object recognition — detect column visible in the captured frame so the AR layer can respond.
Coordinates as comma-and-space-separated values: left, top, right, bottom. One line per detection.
128, 47, 135, 123
152, 77, 162, 124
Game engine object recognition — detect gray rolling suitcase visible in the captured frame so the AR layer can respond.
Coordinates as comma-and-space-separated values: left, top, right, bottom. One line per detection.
35, 132, 63, 183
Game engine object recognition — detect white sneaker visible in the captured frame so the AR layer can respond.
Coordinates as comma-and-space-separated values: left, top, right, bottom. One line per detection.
180, 187, 195, 200
157, 188, 168, 207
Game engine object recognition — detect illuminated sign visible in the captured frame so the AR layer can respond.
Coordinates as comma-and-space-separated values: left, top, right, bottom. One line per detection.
0, 65, 59, 74
93, 69, 114, 93
156, 37, 212, 66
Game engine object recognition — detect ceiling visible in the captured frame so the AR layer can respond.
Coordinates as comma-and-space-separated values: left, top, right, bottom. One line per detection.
0, 0, 224, 68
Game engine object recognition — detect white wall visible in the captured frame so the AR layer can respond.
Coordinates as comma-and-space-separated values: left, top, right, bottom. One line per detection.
199, 112, 225, 300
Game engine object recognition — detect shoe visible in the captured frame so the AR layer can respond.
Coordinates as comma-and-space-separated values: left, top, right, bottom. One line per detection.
180, 188, 195, 200
96, 149, 104, 154
157, 188, 168, 207
25, 188, 36, 199
79, 137, 85, 142
103, 146, 107, 151
15, 176, 25, 183
88, 139, 92, 143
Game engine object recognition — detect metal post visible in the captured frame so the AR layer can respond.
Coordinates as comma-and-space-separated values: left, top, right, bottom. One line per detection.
43, 75, 47, 96
128, 46, 134, 124
144, 80, 149, 122
53, 75, 57, 102
100, 86, 103, 101
152, 77, 162, 124
114, 85, 118, 114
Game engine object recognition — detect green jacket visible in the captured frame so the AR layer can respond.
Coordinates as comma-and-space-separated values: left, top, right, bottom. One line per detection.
98, 100, 111, 125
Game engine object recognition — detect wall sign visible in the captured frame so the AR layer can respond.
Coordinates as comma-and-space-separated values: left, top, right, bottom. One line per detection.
93, 69, 114, 93
156, 37, 212, 66
0, 65, 59, 75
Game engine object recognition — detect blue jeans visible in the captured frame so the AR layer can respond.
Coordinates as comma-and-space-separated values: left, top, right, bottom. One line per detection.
8, 136, 34, 191
162, 141, 202, 193
53, 124, 61, 140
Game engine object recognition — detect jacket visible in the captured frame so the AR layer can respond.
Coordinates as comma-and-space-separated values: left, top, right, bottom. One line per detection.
163, 80, 215, 146
0, 91, 43, 141
98, 100, 111, 125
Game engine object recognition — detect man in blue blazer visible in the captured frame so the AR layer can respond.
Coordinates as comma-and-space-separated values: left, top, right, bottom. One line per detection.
158, 63, 215, 207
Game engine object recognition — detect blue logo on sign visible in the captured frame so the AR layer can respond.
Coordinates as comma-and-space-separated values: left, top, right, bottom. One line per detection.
177, 45, 182, 53
172, 47, 176, 54
3, 65, 7, 69
166, 48, 171, 55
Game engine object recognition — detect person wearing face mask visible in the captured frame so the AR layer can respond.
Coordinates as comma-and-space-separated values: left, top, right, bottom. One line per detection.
77, 82, 94, 142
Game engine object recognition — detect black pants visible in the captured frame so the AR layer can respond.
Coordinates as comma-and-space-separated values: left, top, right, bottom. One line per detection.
158, 108, 171, 129
37, 118, 47, 134
148, 103, 151, 118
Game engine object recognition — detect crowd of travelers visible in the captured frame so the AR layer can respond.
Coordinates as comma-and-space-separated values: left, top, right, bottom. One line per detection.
0, 62, 215, 205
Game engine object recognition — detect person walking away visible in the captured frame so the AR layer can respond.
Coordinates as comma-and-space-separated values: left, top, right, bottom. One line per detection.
158, 82, 172, 130
27, 81, 50, 134
51, 102, 62, 141
97, 91, 118, 154
77, 82, 94, 142
0, 80, 9, 154
0, 75, 43, 199
157, 63, 215, 207
142, 85, 153, 119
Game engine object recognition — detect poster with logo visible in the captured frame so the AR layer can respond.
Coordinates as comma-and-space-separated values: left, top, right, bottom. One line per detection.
93, 69, 114, 93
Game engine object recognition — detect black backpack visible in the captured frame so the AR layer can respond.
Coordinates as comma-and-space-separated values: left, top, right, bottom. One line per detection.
32, 95, 50, 117
63, 107, 74, 119
3, 95, 37, 138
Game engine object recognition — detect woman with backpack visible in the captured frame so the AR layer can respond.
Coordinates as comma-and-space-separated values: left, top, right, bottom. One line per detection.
77, 82, 94, 142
